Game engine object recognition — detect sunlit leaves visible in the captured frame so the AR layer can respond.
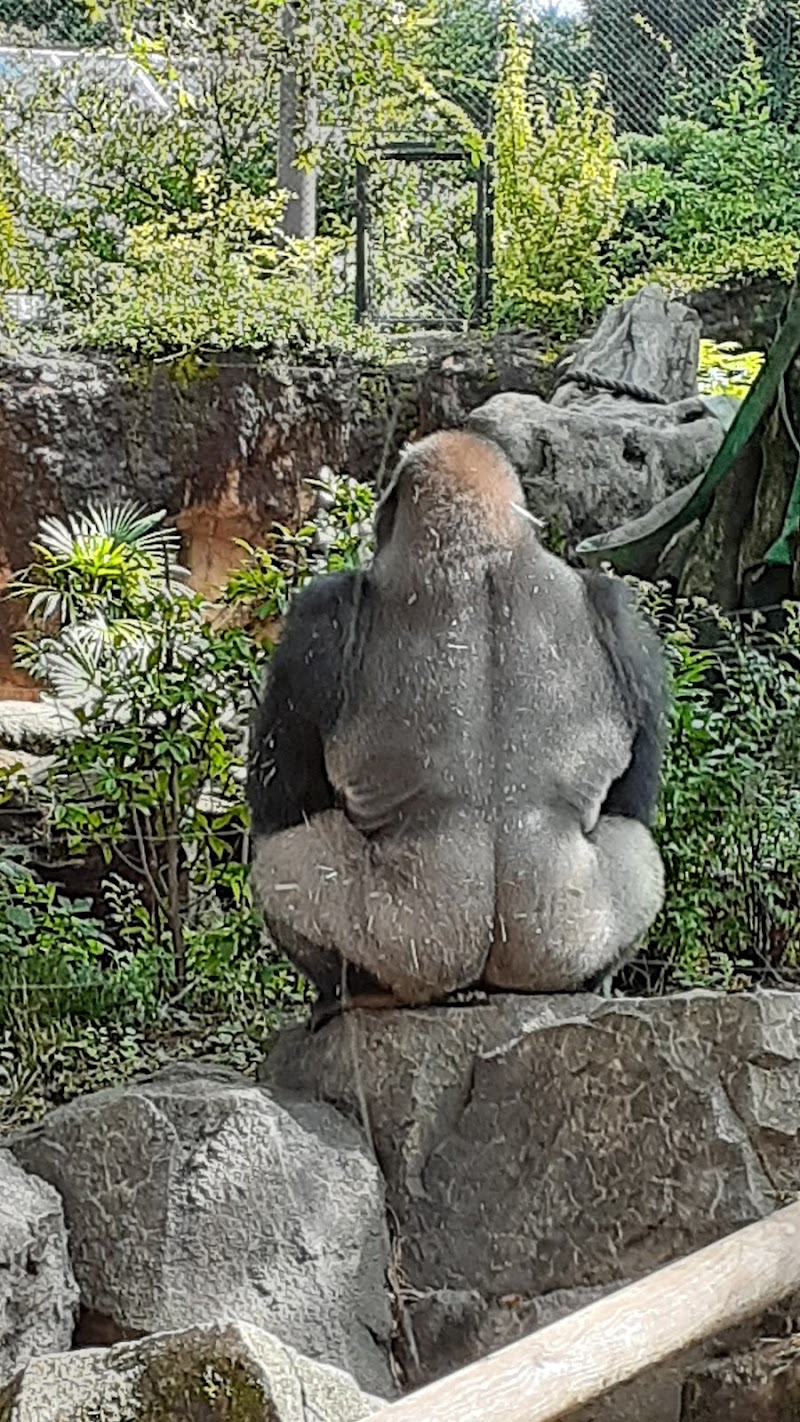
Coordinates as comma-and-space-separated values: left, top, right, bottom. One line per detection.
491, 16, 621, 335
634, 585, 800, 991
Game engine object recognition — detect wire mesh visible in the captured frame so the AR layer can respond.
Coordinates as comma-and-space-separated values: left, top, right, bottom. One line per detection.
1, 3, 799, 333
529, 0, 799, 134
358, 148, 489, 330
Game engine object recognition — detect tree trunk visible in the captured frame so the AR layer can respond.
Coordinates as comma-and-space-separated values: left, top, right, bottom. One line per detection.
277, 1, 318, 241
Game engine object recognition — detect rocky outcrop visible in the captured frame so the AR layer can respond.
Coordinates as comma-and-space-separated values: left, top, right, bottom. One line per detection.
686, 276, 789, 351
0, 338, 559, 696
262, 990, 800, 1418
0, 1321, 382, 1422
8, 1062, 394, 1398
0, 1150, 78, 1388
466, 285, 737, 549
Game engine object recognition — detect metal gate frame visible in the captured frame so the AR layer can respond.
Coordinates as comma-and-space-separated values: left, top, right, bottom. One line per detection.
354, 139, 493, 330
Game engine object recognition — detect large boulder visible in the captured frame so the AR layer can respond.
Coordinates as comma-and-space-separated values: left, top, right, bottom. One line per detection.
8, 1063, 393, 1398
0, 1149, 78, 1387
0, 1320, 382, 1422
465, 285, 735, 548
262, 990, 800, 1418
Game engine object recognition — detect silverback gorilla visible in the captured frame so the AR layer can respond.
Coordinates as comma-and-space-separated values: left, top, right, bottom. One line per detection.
247, 431, 667, 1012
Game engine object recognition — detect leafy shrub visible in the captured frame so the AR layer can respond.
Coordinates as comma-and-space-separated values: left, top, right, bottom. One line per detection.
6, 474, 374, 1021
221, 471, 375, 636
609, 47, 800, 292
0, 0, 110, 43
0, 0, 487, 357
630, 586, 800, 993
491, 17, 621, 335
73, 178, 355, 358
11, 502, 263, 993
697, 340, 764, 400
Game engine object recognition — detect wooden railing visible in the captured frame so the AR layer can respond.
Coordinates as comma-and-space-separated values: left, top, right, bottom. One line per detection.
369, 1199, 800, 1422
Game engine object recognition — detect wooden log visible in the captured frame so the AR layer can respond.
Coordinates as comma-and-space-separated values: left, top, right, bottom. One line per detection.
370, 1200, 800, 1422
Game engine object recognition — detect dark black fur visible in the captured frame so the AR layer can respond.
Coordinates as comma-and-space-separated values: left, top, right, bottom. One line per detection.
247, 571, 359, 836
581, 571, 669, 828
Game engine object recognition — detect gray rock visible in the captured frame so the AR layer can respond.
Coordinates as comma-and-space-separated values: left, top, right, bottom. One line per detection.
262, 990, 800, 1410
465, 285, 731, 547
467, 386, 730, 545
0, 1149, 78, 1387
681, 1336, 800, 1422
0, 702, 78, 755
0, 1320, 383, 1422
8, 1062, 393, 1397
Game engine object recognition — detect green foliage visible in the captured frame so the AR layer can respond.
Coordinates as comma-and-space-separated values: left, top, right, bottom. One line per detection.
413, 0, 502, 131
222, 472, 375, 633
609, 46, 800, 292
0, 0, 484, 356
0, 164, 27, 305
491, 17, 621, 335
633, 587, 800, 992
73, 179, 355, 358
0, 0, 110, 43
1, 474, 375, 1119
697, 340, 764, 400
0, 846, 115, 1014
582, 0, 799, 133
12, 511, 269, 997
12, 499, 183, 625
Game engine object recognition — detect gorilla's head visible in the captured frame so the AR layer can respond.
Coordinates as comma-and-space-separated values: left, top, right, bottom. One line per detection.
373, 431, 529, 571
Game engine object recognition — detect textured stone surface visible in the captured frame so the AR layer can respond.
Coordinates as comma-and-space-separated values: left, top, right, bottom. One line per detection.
682, 1335, 800, 1422
466, 285, 730, 549
0, 1320, 382, 1422
262, 990, 800, 1409
0, 1149, 78, 1388
686, 276, 789, 350
8, 1062, 393, 1397
0, 340, 558, 695
0, 701, 78, 753
414, 331, 558, 436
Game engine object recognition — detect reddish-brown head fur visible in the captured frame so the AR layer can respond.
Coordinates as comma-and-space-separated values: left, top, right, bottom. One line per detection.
377, 431, 527, 559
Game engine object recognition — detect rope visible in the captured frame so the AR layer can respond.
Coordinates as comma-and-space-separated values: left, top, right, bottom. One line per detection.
560, 367, 669, 405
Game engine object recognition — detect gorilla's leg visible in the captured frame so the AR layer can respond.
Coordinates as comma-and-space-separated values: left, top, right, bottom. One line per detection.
260, 917, 396, 1029
252, 807, 494, 1006
486, 811, 664, 992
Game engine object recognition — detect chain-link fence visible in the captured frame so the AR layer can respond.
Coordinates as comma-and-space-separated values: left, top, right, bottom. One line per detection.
354, 144, 492, 329
356, 0, 800, 331
532, 0, 799, 134
1, 2, 799, 336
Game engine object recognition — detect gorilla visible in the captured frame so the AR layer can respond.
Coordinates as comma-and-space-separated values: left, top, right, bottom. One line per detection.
247, 430, 668, 1013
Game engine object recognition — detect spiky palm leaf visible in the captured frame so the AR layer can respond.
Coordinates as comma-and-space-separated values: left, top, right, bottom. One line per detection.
35, 616, 158, 709
22, 501, 190, 630
36, 501, 183, 568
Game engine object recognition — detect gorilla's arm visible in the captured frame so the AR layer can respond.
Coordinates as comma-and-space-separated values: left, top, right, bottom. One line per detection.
247, 571, 360, 836
582, 570, 669, 828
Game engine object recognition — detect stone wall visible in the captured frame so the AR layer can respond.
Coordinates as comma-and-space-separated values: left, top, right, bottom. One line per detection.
0, 277, 778, 697
0, 335, 555, 697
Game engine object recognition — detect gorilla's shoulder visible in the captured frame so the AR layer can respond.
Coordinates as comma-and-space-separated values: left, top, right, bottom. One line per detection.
284, 568, 362, 628
579, 568, 667, 720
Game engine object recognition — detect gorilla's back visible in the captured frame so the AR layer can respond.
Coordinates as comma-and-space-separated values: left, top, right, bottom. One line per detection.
324, 531, 632, 841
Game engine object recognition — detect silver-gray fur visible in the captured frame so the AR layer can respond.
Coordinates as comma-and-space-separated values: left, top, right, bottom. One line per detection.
248, 430, 667, 1006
